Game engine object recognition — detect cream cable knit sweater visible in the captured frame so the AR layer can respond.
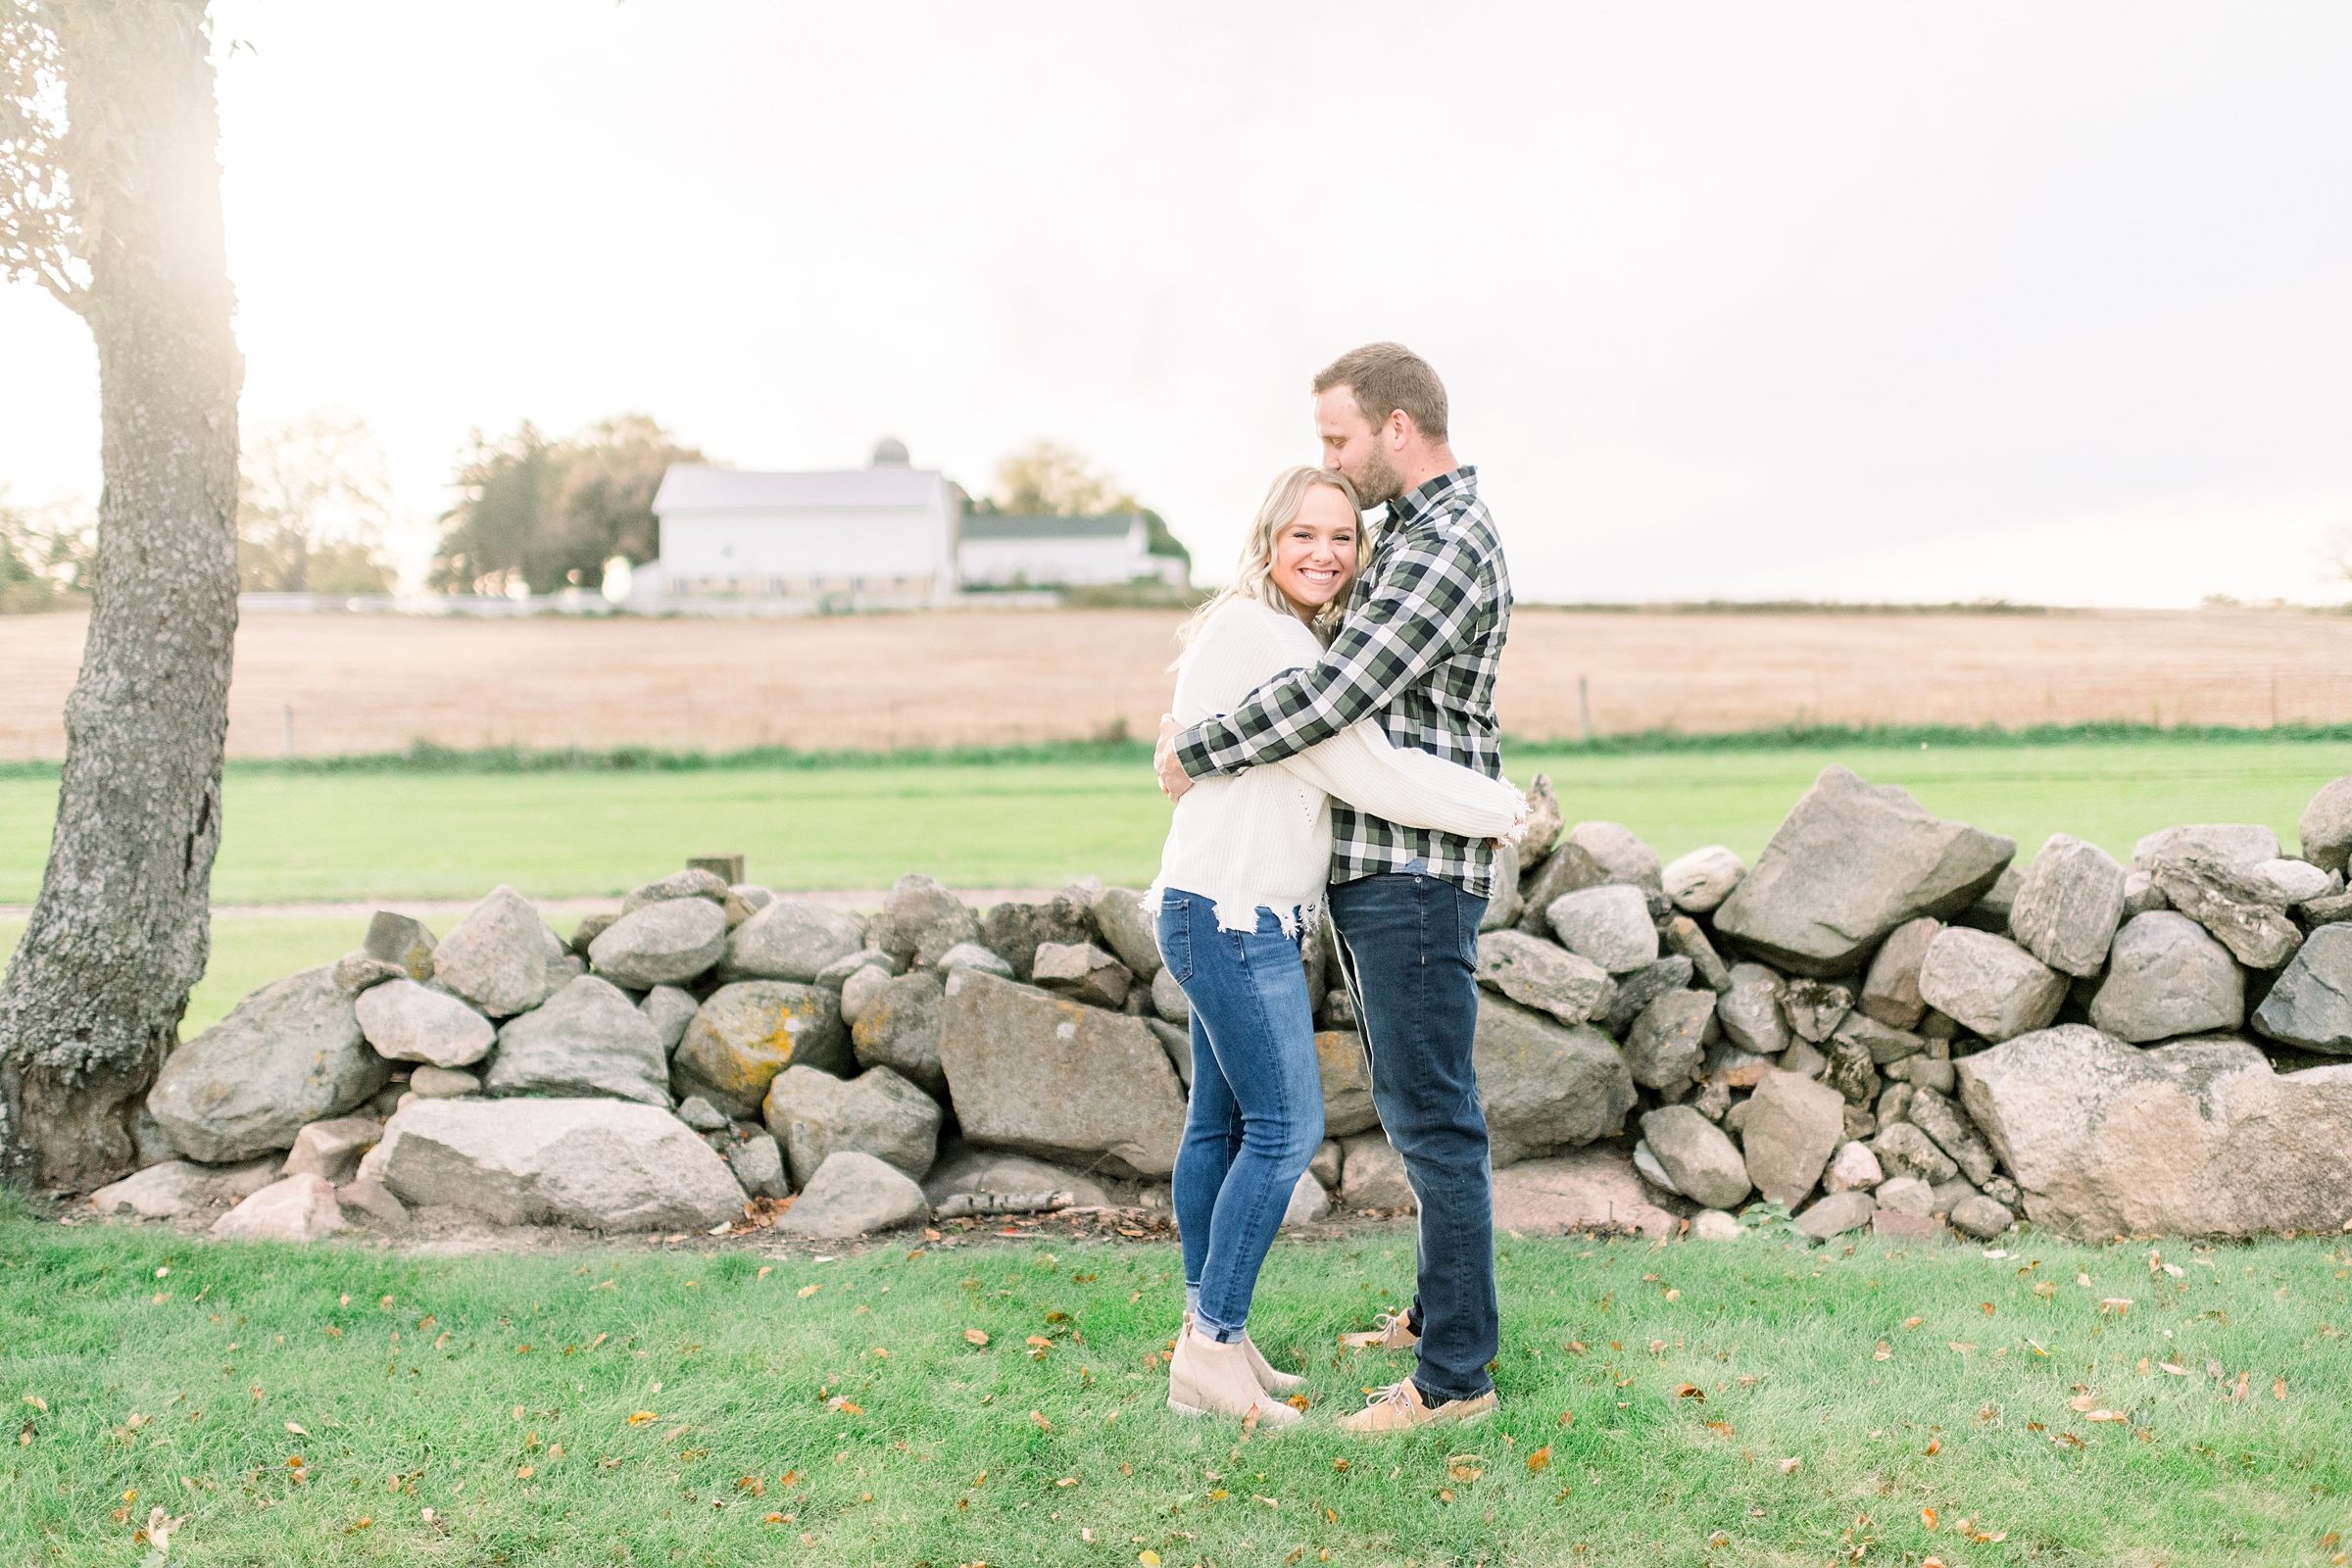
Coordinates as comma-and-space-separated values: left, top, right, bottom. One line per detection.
1147, 598, 1526, 934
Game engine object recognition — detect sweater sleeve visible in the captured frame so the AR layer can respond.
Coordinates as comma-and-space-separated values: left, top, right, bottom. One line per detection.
1276, 718, 1524, 839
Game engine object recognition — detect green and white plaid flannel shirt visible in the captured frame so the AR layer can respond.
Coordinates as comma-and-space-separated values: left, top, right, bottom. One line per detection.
1173, 466, 1512, 898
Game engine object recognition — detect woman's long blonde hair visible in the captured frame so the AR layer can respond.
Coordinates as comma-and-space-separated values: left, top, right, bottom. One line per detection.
1173, 466, 1364, 666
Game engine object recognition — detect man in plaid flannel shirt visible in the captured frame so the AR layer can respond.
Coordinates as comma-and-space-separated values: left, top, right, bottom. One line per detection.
1154, 344, 1514, 1432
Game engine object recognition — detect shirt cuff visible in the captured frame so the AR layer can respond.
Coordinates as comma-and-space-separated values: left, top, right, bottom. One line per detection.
1174, 722, 1226, 780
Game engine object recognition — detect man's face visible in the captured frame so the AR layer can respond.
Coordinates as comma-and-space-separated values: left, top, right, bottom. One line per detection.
1315, 386, 1402, 507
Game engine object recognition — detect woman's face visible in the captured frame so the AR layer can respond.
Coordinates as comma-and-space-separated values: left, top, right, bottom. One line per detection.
1269, 484, 1359, 614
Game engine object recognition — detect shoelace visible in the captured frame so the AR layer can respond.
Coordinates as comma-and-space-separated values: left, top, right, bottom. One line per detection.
1363, 1380, 1419, 1415
1371, 1311, 1404, 1334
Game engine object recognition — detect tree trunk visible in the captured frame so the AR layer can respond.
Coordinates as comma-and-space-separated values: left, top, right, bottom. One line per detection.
0, 0, 241, 1191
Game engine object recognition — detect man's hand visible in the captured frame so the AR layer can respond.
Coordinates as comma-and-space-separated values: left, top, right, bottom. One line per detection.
1154, 713, 1196, 802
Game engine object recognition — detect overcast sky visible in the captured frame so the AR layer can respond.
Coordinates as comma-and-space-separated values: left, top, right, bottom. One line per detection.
4, 2, 2349, 605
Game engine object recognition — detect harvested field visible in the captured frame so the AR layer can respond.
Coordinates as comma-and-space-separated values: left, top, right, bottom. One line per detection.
5, 603, 2352, 760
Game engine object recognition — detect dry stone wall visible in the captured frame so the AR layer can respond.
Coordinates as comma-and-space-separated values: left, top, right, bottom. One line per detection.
89, 763, 2352, 1248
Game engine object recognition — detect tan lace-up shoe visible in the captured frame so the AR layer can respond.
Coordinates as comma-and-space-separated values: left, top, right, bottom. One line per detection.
1183, 1314, 1304, 1394
1338, 1378, 1498, 1435
1338, 1311, 1419, 1351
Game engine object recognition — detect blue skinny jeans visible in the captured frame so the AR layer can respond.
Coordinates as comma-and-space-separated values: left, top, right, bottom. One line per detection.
1158, 890, 1324, 1344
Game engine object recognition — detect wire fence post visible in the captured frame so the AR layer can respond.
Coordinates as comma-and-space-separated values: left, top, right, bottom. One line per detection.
281, 703, 293, 759
1578, 675, 1591, 744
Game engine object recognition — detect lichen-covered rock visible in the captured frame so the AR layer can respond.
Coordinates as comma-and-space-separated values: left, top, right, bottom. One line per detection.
762, 1064, 943, 1186
937, 971, 1186, 1177
1871, 1120, 1959, 1185
149, 967, 389, 1162
374, 1098, 746, 1230
1711, 766, 2015, 977
668, 981, 849, 1118
1821, 1037, 1881, 1106
922, 1143, 1113, 1210
1030, 942, 1133, 1008
589, 898, 729, 989
1473, 930, 1615, 1026
718, 898, 870, 984
1623, 990, 1714, 1091
1598, 956, 1695, 1036
1957, 1024, 2352, 1238
432, 886, 562, 1016
1472, 995, 1638, 1166
485, 975, 672, 1106
852, 971, 949, 1094
1918, 928, 2068, 1043
365, 911, 439, 980
977, 895, 1096, 983
2150, 856, 2303, 970
1906, 1086, 1997, 1187
1315, 1028, 1378, 1137
2089, 911, 2244, 1043
1781, 980, 1851, 1044
620, 868, 729, 914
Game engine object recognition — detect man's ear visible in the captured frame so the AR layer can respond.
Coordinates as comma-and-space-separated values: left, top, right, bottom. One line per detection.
1386, 409, 1413, 450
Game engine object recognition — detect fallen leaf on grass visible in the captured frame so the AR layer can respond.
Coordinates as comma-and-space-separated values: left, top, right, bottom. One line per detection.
1030, 1409, 1052, 1433
1778, 1457, 1801, 1475
2099, 1298, 2132, 1316
1242, 1404, 1260, 1437
2276, 1378, 2288, 1400
1704, 1422, 1735, 1439
1874, 1341, 1891, 1361
2084, 1411, 2126, 1424
797, 1284, 820, 1298
283, 1422, 307, 1437
627, 1412, 659, 1426
1902, 1317, 1922, 1330
2160, 1362, 2189, 1376
1672, 1384, 1704, 1401
1922, 1507, 1938, 1529
1527, 1446, 1551, 1472
964, 1330, 989, 1347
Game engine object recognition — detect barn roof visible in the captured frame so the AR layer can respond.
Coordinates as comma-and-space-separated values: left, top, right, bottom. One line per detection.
652, 464, 947, 513
961, 514, 1140, 542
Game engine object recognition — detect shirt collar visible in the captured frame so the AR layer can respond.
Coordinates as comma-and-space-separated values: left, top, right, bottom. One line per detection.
1387, 465, 1476, 527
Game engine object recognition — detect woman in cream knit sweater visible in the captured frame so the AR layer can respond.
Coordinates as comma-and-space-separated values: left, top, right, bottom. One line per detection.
1147, 466, 1525, 1427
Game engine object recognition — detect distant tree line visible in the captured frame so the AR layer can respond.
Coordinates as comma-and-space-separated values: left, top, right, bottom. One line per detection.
431, 415, 703, 595
970, 438, 1190, 565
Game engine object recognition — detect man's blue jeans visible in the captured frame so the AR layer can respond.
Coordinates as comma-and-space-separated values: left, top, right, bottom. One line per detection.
1327, 869, 1496, 1403
1158, 890, 1325, 1343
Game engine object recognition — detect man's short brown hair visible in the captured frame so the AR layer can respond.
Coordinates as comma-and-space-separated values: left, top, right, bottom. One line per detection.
1313, 342, 1448, 442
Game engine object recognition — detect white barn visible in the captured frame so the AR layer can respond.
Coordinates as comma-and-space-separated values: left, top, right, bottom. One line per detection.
958, 513, 1185, 588
635, 438, 1188, 612
640, 438, 961, 609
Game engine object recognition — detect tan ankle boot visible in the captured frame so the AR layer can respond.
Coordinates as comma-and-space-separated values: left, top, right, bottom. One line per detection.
1167, 1327, 1300, 1427
1184, 1314, 1303, 1396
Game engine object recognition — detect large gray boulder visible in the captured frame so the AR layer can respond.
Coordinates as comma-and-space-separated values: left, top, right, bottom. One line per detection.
1564, 821, 1663, 891
1339, 1132, 1415, 1211
1598, 956, 1695, 1036
852, 970, 949, 1093
2300, 777, 2352, 875
1858, 917, 1939, 1030
669, 981, 849, 1118
1661, 846, 1745, 915
374, 1097, 746, 1230
1917, 928, 2067, 1044
1956, 1024, 2352, 1238
777, 1151, 930, 1238
1544, 885, 1659, 973
211, 1173, 348, 1243
717, 898, 870, 984
2088, 911, 2244, 1043
1738, 1069, 1846, 1206
620, 868, 729, 915
1315, 1028, 1379, 1137
762, 1063, 942, 1186
1473, 930, 1615, 1026
1795, 1189, 1876, 1239
432, 887, 562, 1016
1030, 942, 1133, 1008
1088, 887, 1163, 981
937, 971, 1187, 1177
2256, 858, 2334, 905
2253, 923, 2352, 1055
1870, 1120, 1959, 1185
589, 898, 729, 989
2132, 824, 2279, 872
1711, 766, 2015, 977
1639, 1105, 1750, 1208
977, 895, 1096, 982
1717, 963, 1790, 1054
1472, 995, 1638, 1166
2149, 856, 2302, 970
149, 967, 389, 1162
2008, 835, 2126, 977
484, 975, 672, 1106
1622, 990, 1714, 1091
87, 1156, 281, 1218
871, 874, 979, 967
355, 979, 495, 1068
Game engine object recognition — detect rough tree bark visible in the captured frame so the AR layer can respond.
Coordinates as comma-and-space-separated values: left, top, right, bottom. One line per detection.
0, 0, 241, 1189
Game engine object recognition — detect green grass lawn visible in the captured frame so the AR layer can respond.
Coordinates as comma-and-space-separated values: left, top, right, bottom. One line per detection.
5, 1214, 2348, 1565
4, 741, 2347, 908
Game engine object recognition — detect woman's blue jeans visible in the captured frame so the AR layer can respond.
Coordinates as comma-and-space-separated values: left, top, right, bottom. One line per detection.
1157, 889, 1324, 1344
